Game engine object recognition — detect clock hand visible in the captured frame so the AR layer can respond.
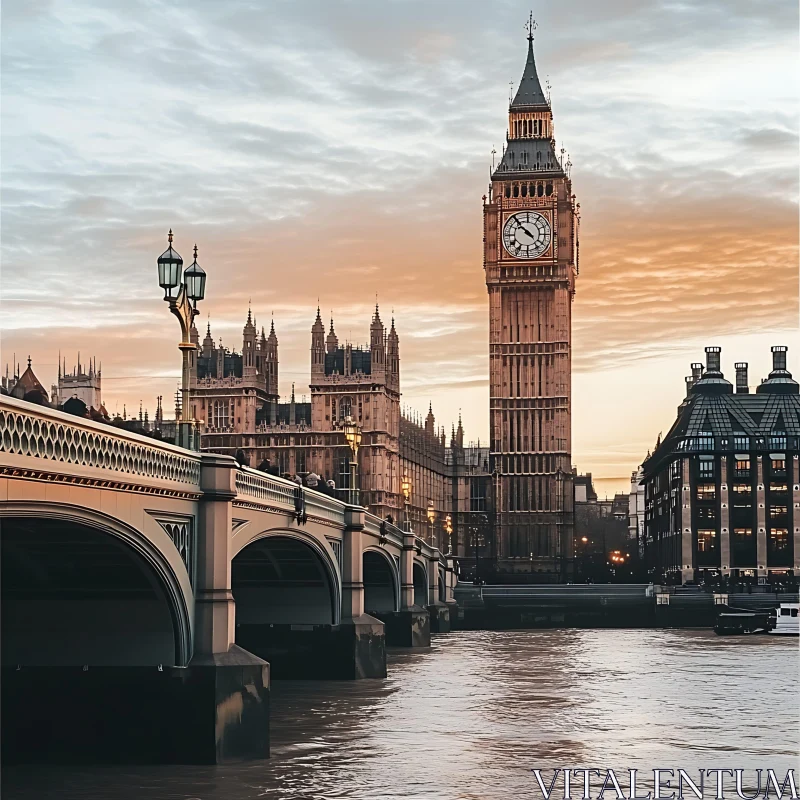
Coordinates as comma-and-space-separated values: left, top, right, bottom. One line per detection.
518, 223, 538, 239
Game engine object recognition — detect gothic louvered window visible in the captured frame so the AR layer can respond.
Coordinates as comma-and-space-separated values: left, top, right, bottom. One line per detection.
212, 400, 229, 429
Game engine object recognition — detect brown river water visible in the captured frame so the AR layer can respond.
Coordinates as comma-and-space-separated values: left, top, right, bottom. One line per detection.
3, 629, 799, 799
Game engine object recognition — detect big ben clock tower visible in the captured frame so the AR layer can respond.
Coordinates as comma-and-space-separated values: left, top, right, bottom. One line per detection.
484, 19, 577, 580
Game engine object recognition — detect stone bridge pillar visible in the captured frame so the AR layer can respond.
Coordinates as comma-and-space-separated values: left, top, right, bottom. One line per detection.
189, 453, 270, 761
401, 530, 416, 610
378, 530, 430, 647
445, 556, 459, 620
426, 549, 450, 633
338, 506, 386, 678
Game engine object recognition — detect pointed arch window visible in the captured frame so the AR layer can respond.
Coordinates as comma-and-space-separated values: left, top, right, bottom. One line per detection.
212, 399, 230, 430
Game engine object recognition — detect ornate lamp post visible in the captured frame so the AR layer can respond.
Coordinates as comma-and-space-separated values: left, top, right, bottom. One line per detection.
426, 500, 435, 546
401, 476, 412, 532
343, 415, 362, 505
445, 514, 453, 555
157, 230, 206, 449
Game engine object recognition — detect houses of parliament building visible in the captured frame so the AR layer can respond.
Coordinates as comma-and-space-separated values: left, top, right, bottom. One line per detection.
187, 306, 493, 565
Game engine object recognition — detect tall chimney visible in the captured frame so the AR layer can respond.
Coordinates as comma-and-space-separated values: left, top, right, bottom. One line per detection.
735, 362, 749, 394
685, 376, 694, 396
691, 363, 704, 383
705, 346, 722, 375
771, 345, 788, 373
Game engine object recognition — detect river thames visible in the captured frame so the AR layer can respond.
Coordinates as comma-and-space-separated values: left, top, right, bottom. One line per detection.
4, 629, 798, 800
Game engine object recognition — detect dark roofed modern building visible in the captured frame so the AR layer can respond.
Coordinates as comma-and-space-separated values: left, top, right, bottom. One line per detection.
641, 346, 800, 584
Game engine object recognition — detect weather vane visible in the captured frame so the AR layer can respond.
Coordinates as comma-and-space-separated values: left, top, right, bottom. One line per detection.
525, 12, 537, 41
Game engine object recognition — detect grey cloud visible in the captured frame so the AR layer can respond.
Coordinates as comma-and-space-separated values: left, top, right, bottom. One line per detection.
739, 127, 799, 150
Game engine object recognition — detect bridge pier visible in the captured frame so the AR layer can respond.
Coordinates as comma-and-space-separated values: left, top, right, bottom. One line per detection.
426, 549, 451, 633
377, 530, 431, 646
335, 506, 387, 677
189, 453, 270, 761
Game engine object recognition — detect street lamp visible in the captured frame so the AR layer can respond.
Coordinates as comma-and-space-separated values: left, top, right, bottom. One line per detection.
401, 476, 412, 531
427, 500, 435, 546
445, 514, 453, 555
157, 230, 206, 449
343, 415, 362, 505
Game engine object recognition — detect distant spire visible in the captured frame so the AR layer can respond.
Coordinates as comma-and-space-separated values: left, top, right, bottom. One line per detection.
58, 350, 61, 380
27, 355, 31, 368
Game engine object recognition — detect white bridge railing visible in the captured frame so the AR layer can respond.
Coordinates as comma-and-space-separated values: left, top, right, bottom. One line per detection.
0, 395, 201, 487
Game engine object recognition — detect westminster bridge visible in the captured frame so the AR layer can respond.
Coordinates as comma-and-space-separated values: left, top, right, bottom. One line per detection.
0, 395, 457, 763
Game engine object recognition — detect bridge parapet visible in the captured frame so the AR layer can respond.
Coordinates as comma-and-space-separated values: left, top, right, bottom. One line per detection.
363, 511, 404, 550
0, 395, 201, 493
234, 467, 296, 511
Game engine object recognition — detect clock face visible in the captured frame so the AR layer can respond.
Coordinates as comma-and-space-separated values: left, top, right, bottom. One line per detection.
502, 211, 551, 259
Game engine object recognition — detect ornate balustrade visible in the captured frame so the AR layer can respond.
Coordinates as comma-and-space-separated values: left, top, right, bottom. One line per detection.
234, 467, 297, 512
0, 396, 201, 488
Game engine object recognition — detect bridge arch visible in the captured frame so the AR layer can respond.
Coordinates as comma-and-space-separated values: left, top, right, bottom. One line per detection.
0, 505, 193, 667
231, 528, 341, 628
363, 547, 399, 613
413, 559, 428, 607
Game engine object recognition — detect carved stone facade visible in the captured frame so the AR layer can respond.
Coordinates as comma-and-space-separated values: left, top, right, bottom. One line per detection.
191, 306, 491, 554
483, 30, 577, 578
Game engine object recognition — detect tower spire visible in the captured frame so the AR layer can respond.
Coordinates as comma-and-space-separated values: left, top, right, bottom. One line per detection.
511, 16, 548, 109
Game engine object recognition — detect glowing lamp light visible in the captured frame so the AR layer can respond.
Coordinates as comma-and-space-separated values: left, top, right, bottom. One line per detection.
343, 415, 362, 456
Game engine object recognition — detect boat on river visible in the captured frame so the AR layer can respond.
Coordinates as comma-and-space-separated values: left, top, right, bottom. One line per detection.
768, 603, 799, 636
714, 609, 769, 635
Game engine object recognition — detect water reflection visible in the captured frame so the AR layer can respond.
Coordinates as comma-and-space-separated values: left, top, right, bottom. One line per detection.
3, 630, 798, 800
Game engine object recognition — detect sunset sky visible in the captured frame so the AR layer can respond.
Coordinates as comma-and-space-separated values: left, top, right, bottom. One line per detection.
2, 0, 798, 496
